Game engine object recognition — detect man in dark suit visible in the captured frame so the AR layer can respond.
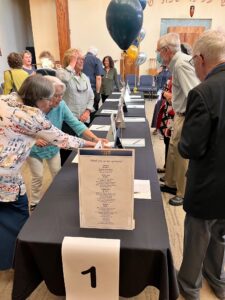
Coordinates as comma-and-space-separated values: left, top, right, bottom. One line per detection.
178, 29, 225, 300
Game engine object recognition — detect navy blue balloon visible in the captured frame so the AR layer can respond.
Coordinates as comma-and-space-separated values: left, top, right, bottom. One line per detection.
106, 0, 143, 51
139, 0, 147, 10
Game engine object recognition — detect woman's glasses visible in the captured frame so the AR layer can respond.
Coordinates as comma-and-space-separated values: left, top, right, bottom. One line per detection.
53, 93, 63, 99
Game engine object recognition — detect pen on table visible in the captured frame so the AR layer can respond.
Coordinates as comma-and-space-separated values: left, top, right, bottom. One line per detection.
132, 139, 141, 145
96, 125, 106, 130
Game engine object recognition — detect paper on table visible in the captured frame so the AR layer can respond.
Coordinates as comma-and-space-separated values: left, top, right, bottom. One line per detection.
105, 98, 119, 102
125, 98, 144, 102
121, 138, 145, 147
72, 154, 79, 163
95, 141, 103, 149
89, 124, 110, 131
134, 179, 151, 200
130, 95, 141, 98
127, 105, 144, 109
62, 237, 120, 300
124, 117, 145, 123
101, 109, 118, 114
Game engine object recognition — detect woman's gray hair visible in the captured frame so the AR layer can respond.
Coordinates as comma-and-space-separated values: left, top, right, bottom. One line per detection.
193, 29, 225, 64
44, 75, 66, 93
158, 32, 181, 53
18, 74, 54, 107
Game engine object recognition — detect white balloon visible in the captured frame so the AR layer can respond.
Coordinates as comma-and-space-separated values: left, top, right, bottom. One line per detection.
135, 52, 147, 66
138, 28, 146, 42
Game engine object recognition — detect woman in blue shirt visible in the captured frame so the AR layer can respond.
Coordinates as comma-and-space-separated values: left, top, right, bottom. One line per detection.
27, 76, 106, 210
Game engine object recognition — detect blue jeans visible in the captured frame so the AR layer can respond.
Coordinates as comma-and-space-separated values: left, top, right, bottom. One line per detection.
0, 193, 29, 270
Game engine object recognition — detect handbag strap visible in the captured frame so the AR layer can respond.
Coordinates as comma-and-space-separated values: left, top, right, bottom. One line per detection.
8, 70, 18, 93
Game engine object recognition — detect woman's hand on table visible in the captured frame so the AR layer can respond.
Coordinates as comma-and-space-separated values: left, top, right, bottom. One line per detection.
35, 139, 49, 147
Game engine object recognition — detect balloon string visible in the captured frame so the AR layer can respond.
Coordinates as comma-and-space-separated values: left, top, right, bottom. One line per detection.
135, 42, 140, 90
123, 51, 126, 83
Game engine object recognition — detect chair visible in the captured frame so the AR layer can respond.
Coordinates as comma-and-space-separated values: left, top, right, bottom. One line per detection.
125, 74, 136, 90
139, 75, 157, 99
156, 68, 171, 91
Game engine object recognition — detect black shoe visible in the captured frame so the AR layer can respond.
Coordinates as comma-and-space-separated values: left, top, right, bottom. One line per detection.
30, 204, 37, 211
157, 168, 165, 173
160, 184, 177, 195
169, 196, 183, 206
202, 271, 225, 300
159, 176, 165, 182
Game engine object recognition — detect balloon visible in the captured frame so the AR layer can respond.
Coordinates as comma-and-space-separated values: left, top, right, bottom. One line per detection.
135, 52, 147, 66
106, 0, 143, 50
132, 38, 139, 48
138, 28, 146, 42
126, 45, 139, 60
139, 0, 147, 10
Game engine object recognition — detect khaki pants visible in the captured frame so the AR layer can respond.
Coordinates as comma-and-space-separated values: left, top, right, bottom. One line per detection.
27, 153, 61, 205
165, 114, 189, 198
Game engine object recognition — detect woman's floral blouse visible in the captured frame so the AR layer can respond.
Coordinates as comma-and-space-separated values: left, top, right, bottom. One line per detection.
0, 94, 85, 202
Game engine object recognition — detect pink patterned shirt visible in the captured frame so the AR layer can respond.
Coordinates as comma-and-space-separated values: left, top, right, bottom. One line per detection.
0, 95, 85, 202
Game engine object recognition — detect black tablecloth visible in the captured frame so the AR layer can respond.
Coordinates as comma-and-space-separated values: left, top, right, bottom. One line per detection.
95, 92, 146, 118
12, 118, 179, 300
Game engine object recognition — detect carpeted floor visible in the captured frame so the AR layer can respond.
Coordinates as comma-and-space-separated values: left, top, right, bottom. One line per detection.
0, 99, 218, 299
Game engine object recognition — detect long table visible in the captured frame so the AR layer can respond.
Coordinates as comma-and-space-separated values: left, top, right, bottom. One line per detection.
12, 97, 179, 300
95, 92, 146, 118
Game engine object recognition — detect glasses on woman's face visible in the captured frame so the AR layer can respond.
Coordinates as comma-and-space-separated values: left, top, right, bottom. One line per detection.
53, 93, 63, 99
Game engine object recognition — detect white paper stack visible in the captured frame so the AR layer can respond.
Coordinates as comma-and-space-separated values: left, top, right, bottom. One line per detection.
124, 117, 146, 123
127, 105, 145, 109
101, 109, 118, 114
134, 179, 151, 199
89, 124, 111, 131
121, 138, 145, 147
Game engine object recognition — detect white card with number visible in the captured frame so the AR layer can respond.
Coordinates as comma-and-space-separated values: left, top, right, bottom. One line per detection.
62, 237, 120, 300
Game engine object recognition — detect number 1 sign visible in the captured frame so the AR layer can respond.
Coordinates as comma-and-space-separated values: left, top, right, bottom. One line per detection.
62, 237, 120, 300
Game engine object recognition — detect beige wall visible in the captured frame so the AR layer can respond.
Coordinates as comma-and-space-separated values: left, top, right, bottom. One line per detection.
68, 0, 225, 74
0, 0, 33, 82
29, 0, 225, 74
29, 0, 60, 65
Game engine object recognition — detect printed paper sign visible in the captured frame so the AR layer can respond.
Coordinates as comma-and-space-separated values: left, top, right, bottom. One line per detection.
79, 149, 135, 230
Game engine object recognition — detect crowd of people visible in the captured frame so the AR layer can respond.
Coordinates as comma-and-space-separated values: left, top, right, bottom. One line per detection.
0, 46, 119, 270
1, 28, 225, 299
156, 29, 225, 299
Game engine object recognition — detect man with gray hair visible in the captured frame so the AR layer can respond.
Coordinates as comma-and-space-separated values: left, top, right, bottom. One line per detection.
157, 32, 200, 206
83, 46, 104, 114
177, 29, 225, 300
